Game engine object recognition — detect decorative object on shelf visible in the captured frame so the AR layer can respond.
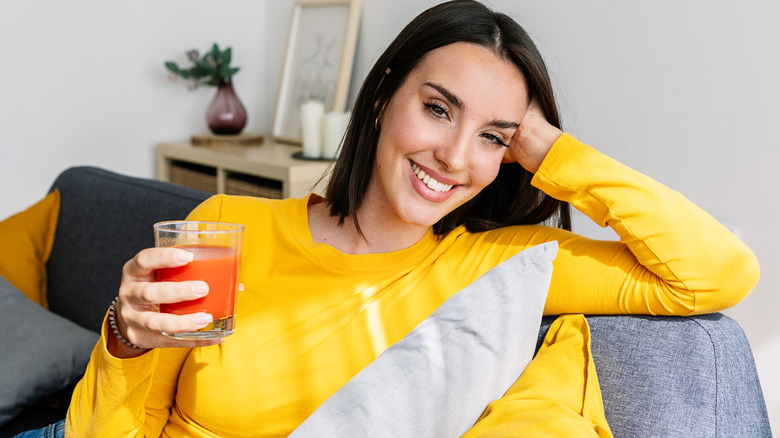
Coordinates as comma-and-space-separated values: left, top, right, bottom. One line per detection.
272, 0, 362, 145
298, 101, 349, 160
291, 151, 333, 162
165, 43, 248, 135
300, 100, 325, 158
205, 80, 247, 135
191, 133, 264, 147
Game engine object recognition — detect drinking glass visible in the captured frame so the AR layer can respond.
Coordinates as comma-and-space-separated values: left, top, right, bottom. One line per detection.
153, 221, 244, 339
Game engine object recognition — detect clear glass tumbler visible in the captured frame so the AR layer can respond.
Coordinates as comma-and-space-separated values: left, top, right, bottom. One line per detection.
153, 221, 244, 339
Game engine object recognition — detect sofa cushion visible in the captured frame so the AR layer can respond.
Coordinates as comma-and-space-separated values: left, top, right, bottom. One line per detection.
0, 273, 98, 427
0, 190, 60, 307
290, 242, 557, 437
46, 167, 211, 332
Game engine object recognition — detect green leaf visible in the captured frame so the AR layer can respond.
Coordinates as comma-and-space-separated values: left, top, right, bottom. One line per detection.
195, 58, 217, 75
166, 43, 239, 88
223, 47, 232, 65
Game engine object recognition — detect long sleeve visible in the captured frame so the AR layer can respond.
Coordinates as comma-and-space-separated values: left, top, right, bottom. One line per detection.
65, 308, 191, 436
529, 133, 759, 315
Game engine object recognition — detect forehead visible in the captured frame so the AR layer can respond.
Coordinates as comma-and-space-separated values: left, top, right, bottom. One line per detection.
405, 42, 528, 112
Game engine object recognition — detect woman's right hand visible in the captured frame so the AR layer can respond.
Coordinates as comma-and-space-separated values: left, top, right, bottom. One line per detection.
108, 247, 222, 358
503, 98, 563, 174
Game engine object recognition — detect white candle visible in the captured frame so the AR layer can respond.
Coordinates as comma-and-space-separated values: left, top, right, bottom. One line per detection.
300, 100, 324, 158
322, 111, 349, 159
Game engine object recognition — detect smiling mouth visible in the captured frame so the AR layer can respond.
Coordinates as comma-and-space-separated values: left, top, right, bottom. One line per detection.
411, 161, 455, 193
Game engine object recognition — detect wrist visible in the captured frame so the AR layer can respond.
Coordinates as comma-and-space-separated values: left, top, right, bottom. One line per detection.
107, 298, 150, 358
512, 120, 563, 174
517, 132, 562, 174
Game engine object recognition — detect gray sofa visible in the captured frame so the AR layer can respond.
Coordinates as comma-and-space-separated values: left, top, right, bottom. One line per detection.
1, 166, 772, 437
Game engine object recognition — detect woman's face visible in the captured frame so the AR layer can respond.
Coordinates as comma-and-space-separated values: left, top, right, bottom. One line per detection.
367, 42, 529, 229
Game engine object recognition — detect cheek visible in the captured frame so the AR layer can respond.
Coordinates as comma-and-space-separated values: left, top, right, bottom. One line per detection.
470, 150, 505, 189
381, 107, 438, 155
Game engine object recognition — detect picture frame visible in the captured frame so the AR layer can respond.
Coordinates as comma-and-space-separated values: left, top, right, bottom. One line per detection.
272, 0, 362, 144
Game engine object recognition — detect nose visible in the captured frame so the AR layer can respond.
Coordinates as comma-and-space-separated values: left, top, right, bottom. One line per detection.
433, 129, 469, 172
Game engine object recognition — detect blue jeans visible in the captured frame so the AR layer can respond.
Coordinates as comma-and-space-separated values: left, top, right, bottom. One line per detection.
12, 419, 65, 438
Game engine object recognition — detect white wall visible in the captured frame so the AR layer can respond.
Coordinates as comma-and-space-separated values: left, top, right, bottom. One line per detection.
0, 0, 270, 213
2, 0, 777, 430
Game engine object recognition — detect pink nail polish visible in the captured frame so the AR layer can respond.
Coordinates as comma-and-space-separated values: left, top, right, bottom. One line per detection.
175, 250, 194, 263
193, 282, 209, 296
192, 313, 213, 327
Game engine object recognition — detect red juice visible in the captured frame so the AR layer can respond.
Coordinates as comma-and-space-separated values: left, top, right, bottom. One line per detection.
156, 245, 240, 319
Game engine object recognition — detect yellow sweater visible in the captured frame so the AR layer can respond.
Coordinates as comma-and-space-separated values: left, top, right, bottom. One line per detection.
66, 134, 759, 437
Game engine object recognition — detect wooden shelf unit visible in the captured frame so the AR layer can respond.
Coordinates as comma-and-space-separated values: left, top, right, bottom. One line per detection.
156, 141, 332, 199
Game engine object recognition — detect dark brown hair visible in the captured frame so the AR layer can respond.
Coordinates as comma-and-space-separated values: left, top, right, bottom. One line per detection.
325, 0, 571, 235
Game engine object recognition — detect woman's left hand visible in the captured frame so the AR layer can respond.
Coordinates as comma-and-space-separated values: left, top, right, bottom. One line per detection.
503, 99, 563, 173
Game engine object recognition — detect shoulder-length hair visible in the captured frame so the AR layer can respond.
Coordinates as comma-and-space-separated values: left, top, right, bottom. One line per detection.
325, 0, 571, 236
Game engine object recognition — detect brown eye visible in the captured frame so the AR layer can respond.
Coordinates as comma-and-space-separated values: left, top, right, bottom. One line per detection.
481, 133, 508, 147
425, 102, 449, 118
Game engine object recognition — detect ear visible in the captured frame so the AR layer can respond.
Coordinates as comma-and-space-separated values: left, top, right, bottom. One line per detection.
374, 99, 389, 127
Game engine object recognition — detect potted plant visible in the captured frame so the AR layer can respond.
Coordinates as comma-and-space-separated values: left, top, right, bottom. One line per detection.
166, 43, 247, 135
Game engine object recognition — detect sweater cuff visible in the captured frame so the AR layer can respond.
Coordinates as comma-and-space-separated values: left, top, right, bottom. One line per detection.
99, 310, 159, 371
531, 132, 579, 186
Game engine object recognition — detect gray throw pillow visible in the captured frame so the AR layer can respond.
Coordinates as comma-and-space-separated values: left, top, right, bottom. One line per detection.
290, 241, 558, 437
0, 274, 99, 426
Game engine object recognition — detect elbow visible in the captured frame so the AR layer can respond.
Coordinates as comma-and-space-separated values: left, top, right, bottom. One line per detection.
695, 242, 761, 314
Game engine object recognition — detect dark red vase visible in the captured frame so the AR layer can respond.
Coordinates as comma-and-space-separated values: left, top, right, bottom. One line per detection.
206, 80, 247, 135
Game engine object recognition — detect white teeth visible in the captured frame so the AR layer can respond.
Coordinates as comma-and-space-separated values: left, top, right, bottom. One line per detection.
411, 161, 454, 193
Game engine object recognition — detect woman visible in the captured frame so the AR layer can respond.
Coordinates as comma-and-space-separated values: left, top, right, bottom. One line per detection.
53, 1, 758, 437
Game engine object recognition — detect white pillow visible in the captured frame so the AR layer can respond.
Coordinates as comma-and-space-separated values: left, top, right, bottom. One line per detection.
290, 241, 558, 437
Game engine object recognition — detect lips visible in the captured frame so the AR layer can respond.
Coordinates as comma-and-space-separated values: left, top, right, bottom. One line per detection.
411, 161, 455, 193
411, 161, 454, 193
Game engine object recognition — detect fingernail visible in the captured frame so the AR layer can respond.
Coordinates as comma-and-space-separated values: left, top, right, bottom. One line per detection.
192, 282, 209, 296
175, 250, 194, 263
192, 313, 213, 328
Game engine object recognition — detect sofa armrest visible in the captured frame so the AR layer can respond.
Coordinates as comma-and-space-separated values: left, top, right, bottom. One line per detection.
538, 313, 771, 437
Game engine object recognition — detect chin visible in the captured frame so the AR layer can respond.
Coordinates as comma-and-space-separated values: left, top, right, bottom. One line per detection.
397, 200, 462, 229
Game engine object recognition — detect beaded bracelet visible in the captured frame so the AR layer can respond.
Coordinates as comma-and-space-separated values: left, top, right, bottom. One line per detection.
108, 297, 143, 350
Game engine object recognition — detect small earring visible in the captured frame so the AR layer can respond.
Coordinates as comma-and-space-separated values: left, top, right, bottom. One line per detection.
375, 117, 379, 130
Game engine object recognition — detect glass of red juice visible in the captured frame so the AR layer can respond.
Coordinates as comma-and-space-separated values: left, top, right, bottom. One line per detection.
153, 221, 244, 339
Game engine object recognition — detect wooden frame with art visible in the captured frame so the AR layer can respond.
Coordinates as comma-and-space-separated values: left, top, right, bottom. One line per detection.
272, 0, 362, 145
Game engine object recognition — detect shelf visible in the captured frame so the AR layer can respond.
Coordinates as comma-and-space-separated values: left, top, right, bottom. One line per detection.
156, 141, 332, 199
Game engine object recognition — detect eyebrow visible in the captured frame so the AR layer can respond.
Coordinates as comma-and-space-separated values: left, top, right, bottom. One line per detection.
424, 82, 463, 110
423, 81, 520, 130
492, 119, 520, 130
